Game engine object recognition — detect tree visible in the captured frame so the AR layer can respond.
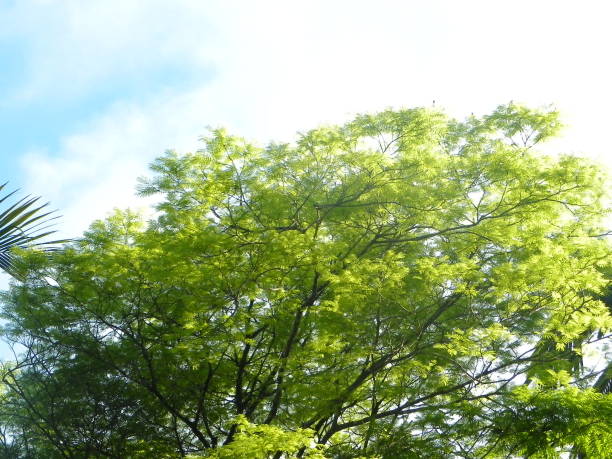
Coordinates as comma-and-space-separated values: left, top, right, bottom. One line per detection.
0, 104, 610, 458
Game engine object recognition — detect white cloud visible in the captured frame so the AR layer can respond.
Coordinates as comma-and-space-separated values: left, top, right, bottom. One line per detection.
0, 0, 218, 102
21, 88, 214, 238
17, 0, 612, 243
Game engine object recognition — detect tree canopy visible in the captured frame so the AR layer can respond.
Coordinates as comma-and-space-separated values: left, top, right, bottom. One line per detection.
0, 104, 610, 458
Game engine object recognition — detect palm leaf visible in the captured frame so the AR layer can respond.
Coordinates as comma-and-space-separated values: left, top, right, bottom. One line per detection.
0, 183, 69, 279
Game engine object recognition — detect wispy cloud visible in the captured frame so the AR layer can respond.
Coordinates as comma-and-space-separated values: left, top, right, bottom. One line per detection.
20, 88, 213, 237
0, 0, 217, 104
9, 0, 612, 244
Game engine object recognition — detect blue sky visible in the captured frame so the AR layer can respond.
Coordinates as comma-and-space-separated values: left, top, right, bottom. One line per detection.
0, 0, 611, 269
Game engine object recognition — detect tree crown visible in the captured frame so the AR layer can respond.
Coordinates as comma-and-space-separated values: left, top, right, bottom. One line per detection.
1, 103, 610, 458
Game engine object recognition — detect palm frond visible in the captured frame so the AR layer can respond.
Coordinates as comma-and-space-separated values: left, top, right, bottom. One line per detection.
593, 363, 611, 394
0, 183, 69, 279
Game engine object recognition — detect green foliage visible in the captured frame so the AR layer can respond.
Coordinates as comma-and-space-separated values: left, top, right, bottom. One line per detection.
0, 183, 67, 279
0, 104, 610, 457
486, 387, 612, 458
205, 416, 326, 458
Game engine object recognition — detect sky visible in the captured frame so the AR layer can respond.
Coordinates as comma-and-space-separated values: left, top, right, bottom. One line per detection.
0, 1, 610, 283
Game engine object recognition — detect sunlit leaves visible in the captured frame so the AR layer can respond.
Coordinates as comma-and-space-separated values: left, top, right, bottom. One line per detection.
0, 104, 610, 457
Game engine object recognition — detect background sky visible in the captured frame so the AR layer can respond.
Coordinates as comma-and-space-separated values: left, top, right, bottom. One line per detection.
0, 1, 610, 286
